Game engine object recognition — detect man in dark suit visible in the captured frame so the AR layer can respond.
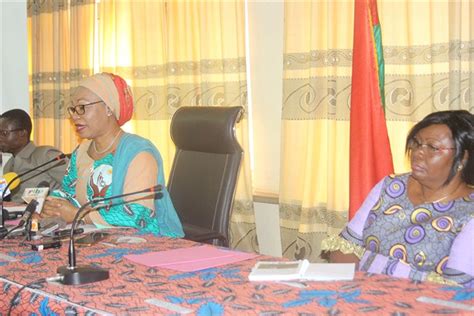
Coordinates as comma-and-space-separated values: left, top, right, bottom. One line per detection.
0, 109, 68, 202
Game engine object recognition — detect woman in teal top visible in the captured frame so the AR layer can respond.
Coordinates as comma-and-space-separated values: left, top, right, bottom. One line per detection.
41, 73, 183, 238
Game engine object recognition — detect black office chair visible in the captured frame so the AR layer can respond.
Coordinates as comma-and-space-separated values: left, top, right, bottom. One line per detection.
168, 106, 243, 247
168, 106, 244, 247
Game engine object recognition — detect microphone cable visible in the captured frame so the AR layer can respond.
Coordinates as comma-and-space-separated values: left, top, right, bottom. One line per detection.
0, 223, 24, 240
7, 275, 63, 316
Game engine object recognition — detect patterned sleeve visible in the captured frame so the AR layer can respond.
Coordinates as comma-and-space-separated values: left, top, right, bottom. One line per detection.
340, 178, 385, 246
439, 219, 474, 288
50, 149, 81, 208
357, 201, 472, 287
321, 178, 385, 258
340, 177, 432, 281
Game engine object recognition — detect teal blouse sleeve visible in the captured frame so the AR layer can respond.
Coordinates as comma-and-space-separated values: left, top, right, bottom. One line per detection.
50, 149, 81, 208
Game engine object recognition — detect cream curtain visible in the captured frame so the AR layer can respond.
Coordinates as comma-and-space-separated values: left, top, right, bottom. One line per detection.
28, 0, 96, 153
28, 0, 257, 252
280, 1, 473, 262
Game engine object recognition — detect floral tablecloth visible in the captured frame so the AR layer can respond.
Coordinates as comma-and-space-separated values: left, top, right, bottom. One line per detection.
1, 229, 473, 315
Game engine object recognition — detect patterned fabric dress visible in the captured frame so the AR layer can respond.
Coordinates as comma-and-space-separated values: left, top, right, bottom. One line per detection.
52, 151, 161, 230
52, 134, 184, 238
330, 173, 474, 287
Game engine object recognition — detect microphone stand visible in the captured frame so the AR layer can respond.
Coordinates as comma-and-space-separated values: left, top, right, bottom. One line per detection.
0, 152, 3, 238
25, 214, 34, 241
57, 185, 162, 285
0, 195, 6, 238
0, 200, 39, 240
0, 153, 68, 237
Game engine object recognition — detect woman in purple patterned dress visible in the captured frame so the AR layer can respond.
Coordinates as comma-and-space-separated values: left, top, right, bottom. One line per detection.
322, 110, 474, 287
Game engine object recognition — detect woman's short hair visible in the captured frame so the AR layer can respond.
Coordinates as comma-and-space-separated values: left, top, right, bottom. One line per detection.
1, 109, 32, 138
405, 110, 474, 186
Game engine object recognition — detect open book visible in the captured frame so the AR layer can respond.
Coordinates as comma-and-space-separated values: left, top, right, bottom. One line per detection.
248, 259, 355, 282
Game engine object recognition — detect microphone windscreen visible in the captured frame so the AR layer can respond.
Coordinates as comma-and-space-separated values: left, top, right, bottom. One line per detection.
58, 153, 72, 160
38, 181, 50, 188
3, 172, 20, 190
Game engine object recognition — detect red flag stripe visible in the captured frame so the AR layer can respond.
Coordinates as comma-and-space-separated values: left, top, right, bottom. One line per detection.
349, 0, 394, 219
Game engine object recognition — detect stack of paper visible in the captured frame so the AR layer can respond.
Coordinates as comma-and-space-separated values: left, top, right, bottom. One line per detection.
248, 259, 355, 282
125, 245, 258, 272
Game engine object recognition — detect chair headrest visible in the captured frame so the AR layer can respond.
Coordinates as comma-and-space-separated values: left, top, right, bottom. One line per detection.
170, 106, 244, 154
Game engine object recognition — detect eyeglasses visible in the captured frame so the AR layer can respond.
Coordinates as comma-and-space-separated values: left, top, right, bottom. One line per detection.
67, 100, 103, 116
409, 138, 455, 155
0, 128, 23, 137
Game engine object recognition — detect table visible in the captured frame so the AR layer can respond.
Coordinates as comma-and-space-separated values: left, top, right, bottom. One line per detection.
1, 229, 473, 315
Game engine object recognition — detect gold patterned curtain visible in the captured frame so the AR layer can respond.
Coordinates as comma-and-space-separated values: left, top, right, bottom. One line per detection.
280, 1, 473, 262
28, 0, 257, 252
27, 0, 96, 153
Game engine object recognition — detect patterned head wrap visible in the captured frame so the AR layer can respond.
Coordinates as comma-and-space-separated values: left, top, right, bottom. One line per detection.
78, 73, 134, 126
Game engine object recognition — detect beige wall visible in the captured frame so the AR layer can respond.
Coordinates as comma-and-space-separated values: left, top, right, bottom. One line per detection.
0, 0, 28, 114
248, 1, 284, 257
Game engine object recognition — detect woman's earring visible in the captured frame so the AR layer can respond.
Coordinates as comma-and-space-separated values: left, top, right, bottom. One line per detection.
457, 164, 463, 171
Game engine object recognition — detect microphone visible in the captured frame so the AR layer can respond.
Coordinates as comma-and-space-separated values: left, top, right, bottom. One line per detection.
37, 180, 51, 188
0, 172, 21, 198
0, 199, 39, 240
0, 173, 21, 238
3, 153, 67, 196
0, 174, 22, 223
0, 153, 69, 237
57, 185, 163, 285
3, 172, 20, 188
17, 199, 39, 227
0, 180, 49, 240
23, 181, 50, 240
